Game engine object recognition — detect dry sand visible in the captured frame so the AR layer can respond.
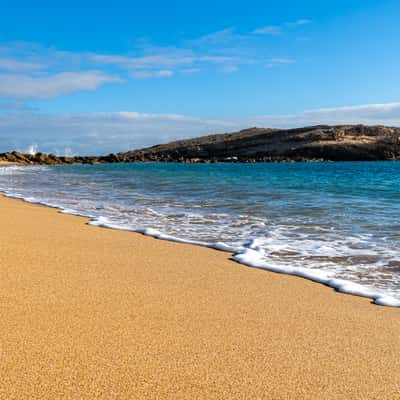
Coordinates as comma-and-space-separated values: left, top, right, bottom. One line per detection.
0, 194, 399, 399
0, 161, 17, 165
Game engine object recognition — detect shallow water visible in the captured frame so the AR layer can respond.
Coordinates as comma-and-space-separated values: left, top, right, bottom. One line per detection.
1, 162, 399, 306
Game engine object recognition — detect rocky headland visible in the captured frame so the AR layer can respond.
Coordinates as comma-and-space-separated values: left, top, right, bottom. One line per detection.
1, 124, 400, 165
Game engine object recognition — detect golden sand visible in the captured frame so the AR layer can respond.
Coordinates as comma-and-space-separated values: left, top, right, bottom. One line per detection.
0, 161, 18, 165
0, 194, 399, 399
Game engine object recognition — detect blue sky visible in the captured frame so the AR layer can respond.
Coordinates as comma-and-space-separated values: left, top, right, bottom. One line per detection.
0, 0, 399, 154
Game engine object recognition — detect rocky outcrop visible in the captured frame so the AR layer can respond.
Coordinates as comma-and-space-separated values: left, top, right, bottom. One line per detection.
0, 151, 100, 165
117, 125, 400, 162
1, 125, 400, 165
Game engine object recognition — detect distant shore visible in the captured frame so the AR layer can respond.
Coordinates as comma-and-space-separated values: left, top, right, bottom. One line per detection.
2, 124, 400, 165
0, 193, 399, 399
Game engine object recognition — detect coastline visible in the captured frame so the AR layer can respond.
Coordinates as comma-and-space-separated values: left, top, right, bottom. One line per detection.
1, 125, 400, 165
0, 194, 399, 399
2, 170, 399, 308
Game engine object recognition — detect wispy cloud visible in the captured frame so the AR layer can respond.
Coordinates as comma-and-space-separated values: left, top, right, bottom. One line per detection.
131, 69, 174, 79
187, 28, 245, 46
189, 28, 234, 45
90, 51, 238, 73
89, 52, 195, 69
267, 57, 296, 67
180, 68, 201, 74
0, 20, 308, 98
0, 101, 34, 111
253, 103, 400, 127
0, 71, 122, 99
220, 65, 239, 73
285, 19, 312, 28
0, 57, 45, 71
254, 19, 312, 35
253, 26, 282, 35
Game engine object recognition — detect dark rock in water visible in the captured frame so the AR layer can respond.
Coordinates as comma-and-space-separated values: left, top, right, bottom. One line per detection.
1, 125, 400, 165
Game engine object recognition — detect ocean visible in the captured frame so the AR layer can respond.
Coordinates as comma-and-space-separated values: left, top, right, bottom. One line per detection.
1, 161, 399, 306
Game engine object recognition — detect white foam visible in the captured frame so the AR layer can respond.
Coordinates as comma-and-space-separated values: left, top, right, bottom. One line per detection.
233, 247, 400, 307
0, 165, 49, 175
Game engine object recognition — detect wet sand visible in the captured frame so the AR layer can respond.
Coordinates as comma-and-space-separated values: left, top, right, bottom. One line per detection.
0, 194, 399, 399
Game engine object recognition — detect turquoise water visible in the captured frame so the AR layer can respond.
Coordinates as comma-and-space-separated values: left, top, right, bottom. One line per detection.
1, 162, 399, 305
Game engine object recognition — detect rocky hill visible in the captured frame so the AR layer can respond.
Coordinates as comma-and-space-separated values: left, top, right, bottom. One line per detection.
1, 125, 400, 165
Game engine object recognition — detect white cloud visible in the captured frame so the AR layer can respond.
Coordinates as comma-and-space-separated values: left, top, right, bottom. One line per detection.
267, 57, 296, 67
0, 103, 399, 155
253, 26, 282, 35
180, 68, 201, 74
0, 27, 298, 89
131, 69, 174, 79
0, 57, 45, 71
90, 51, 237, 71
0, 101, 33, 111
286, 19, 312, 28
154, 70, 174, 77
254, 19, 312, 35
90, 52, 195, 69
252, 103, 400, 127
221, 65, 239, 73
188, 28, 239, 46
0, 71, 122, 98
198, 55, 236, 63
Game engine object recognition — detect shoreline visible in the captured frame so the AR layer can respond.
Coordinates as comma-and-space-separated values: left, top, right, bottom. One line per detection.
0, 193, 399, 398
1, 179, 399, 308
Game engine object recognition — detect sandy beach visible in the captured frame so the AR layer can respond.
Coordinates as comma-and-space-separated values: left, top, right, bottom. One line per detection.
0, 161, 17, 165
0, 193, 399, 399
